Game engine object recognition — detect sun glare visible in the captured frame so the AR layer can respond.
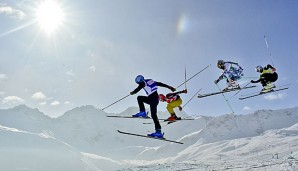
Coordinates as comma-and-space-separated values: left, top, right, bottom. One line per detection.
35, 0, 65, 35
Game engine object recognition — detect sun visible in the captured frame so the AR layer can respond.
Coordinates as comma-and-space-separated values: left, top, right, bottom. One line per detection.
35, 0, 65, 35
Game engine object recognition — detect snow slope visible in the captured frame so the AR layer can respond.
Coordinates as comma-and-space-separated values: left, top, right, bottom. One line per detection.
0, 105, 297, 170
0, 124, 123, 171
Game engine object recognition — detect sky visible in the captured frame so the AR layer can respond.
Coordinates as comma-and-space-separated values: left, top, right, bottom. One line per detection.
0, 0, 297, 117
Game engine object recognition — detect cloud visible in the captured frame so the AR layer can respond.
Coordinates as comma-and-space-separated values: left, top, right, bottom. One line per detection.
89, 66, 96, 72
264, 93, 286, 101
0, 74, 8, 82
32, 92, 47, 101
66, 70, 76, 77
2, 96, 25, 105
51, 100, 60, 106
0, 5, 26, 20
64, 101, 71, 105
39, 102, 47, 106
243, 106, 251, 111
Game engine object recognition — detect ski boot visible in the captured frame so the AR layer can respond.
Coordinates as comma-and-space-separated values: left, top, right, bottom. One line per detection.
165, 114, 181, 122
132, 111, 148, 118
261, 87, 273, 93
147, 129, 164, 139
261, 82, 275, 93
223, 80, 240, 91
266, 82, 276, 89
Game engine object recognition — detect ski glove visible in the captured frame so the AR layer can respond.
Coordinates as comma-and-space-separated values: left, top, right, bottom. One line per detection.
214, 79, 220, 84
170, 87, 176, 92
250, 80, 256, 83
178, 106, 182, 111
130, 91, 135, 95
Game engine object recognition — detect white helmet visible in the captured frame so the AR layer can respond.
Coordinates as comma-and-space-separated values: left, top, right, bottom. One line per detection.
255, 65, 263, 72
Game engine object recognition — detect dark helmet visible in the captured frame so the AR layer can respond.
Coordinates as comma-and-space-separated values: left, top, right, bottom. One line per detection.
135, 75, 144, 84
217, 60, 225, 69
255, 65, 263, 72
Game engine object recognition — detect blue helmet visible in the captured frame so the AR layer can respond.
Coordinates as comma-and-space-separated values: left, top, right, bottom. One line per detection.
135, 75, 144, 84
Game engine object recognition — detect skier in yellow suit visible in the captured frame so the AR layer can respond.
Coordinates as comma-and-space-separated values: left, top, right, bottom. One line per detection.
159, 89, 187, 122
251, 64, 278, 93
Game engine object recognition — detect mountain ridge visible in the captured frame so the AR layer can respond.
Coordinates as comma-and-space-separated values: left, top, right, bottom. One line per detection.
0, 105, 297, 170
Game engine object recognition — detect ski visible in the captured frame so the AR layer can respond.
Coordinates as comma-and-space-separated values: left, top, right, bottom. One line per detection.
165, 117, 194, 124
107, 115, 174, 121
164, 118, 194, 121
143, 118, 194, 124
167, 120, 179, 124
107, 114, 193, 121
117, 130, 183, 144
239, 87, 289, 100
240, 84, 290, 97
107, 115, 151, 119
197, 86, 256, 98
107, 112, 153, 119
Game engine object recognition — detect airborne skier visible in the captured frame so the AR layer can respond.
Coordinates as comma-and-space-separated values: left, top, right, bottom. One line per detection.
130, 75, 175, 139
250, 64, 278, 92
159, 89, 187, 122
214, 60, 244, 91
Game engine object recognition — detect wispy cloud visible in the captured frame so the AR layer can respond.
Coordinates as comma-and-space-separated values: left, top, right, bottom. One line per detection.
64, 101, 71, 105
0, 74, 8, 82
32, 92, 47, 101
243, 106, 251, 111
2, 96, 25, 105
66, 70, 76, 77
89, 66, 96, 72
51, 100, 60, 106
264, 93, 286, 101
0, 4, 26, 20
39, 102, 47, 106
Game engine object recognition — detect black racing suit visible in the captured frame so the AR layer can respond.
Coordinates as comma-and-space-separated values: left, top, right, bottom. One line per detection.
131, 81, 173, 131
251, 64, 278, 87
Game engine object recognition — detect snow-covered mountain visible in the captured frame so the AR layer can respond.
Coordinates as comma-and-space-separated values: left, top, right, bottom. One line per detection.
0, 105, 297, 170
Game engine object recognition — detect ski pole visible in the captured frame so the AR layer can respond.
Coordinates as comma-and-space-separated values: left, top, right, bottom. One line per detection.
264, 35, 275, 67
215, 83, 235, 114
183, 88, 202, 108
228, 82, 251, 101
241, 76, 259, 79
184, 65, 187, 90
101, 94, 130, 110
176, 64, 211, 89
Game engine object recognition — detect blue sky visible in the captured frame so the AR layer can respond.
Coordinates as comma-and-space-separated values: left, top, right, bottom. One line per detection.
0, 0, 297, 117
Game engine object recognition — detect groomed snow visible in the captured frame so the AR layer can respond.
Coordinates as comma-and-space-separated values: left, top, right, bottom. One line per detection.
0, 105, 297, 170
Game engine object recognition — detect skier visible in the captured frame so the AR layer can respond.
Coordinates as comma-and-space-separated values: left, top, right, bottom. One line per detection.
250, 64, 278, 92
130, 75, 176, 138
214, 60, 244, 91
159, 89, 187, 122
